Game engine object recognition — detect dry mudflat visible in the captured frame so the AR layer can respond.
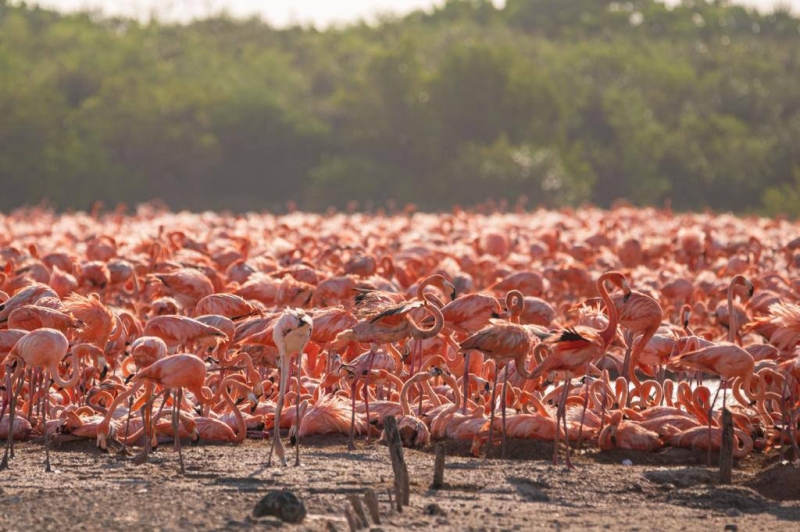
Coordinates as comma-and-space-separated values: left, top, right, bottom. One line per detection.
1, 435, 799, 531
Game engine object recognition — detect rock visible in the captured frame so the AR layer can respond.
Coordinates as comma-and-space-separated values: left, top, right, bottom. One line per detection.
643, 468, 714, 488
253, 490, 307, 523
724, 525, 737, 532
423, 503, 446, 516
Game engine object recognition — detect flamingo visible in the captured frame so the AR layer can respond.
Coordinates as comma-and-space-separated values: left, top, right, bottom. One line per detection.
612, 277, 663, 399
143, 315, 228, 352
126, 354, 252, 471
1, 328, 79, 471
526, 270, 624, 468
597, 411, 663, 452
268, 308, 313, 467
152, 268, 215, 311
458, 312, 547, 457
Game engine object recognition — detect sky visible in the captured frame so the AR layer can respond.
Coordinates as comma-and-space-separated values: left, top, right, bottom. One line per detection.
24, 0, 800, 27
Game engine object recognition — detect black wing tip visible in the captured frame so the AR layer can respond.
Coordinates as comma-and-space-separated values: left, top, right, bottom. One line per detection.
557, 327, 586, 343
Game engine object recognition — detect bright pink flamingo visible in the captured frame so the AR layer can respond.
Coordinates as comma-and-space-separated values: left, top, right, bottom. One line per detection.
527, 270, 624, 468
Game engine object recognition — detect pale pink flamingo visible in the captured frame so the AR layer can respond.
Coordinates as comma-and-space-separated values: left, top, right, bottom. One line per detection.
1, 328, 79, 471
268, 308, 313, 467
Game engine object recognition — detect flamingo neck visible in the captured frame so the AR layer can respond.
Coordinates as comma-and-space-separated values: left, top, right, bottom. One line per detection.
222, 385, 246, 442
52, 350, 82, 389
597, 274, 619, 348
727, 281, 736, 344
400, 374, 426, 416
409, 295, 444, 339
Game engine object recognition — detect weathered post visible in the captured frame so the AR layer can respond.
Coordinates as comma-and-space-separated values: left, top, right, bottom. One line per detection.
383, 415, 410, 510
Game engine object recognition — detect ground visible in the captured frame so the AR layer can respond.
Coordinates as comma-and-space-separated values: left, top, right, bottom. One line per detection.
1, 436, 799, 531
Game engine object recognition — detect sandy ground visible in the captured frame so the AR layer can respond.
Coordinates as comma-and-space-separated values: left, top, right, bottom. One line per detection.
1, 435, 799, 531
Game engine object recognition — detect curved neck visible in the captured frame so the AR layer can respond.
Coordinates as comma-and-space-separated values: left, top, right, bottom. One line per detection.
505, 290, 524, 323
400, 373, 427, 416
222, 383, 246, 443
441, 372, 461, 412
597, 272, 620, 348
515, 342, 547, 380
727, 275, 747, 345
51, 349, 81, 389
409, 295, 444, 340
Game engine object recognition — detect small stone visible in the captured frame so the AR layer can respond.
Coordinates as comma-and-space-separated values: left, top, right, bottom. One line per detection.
253, 490, 307, 523
424, 503, 446, 516
724, 525, 737, 532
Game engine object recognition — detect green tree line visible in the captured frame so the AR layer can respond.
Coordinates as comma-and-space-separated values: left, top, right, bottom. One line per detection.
2, 0, 800, 214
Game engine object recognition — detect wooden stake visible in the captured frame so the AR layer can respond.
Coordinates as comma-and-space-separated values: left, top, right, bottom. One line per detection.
347, 495, 368, 528
344, 508, 358, 532
432, 443, 446, 489
719, 408, 733, 485
364, 488, 381, 525
383, 415, 410, 510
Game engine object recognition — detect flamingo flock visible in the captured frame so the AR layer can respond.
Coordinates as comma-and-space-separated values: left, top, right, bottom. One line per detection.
0, 203, 799, 473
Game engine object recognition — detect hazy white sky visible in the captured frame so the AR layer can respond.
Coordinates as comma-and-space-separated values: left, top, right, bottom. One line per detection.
25, 0, 800, 27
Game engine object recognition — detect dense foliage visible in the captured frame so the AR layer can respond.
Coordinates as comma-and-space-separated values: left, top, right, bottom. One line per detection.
2, 0, 799, 214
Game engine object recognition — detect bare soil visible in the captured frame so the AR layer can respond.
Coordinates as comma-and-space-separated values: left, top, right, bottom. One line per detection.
2, 435, 799, 531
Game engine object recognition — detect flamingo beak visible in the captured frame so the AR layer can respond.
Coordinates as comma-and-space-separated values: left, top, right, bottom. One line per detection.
444, 281, 456, 301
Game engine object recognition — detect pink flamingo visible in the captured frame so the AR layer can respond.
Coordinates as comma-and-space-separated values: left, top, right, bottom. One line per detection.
268, 308, 313, 467
1, 328, 79, 471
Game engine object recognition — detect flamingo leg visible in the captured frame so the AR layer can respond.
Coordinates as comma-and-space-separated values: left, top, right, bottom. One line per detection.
122, 394, 135, 452
620, 331, 634, 407
295, 351, 303, 467
484, 366, 500, 459
707, 380, 724, 466
42, 375, 52, 472
598, 377, 609, 439
174, 388, 185, 474
268, 350, 292, 467
461, 351, 471, 415
134, 403, 150, 466
28, 368, 39, 421
151, 389, 172, 451
347, 379, 357, 451
561, 378, 574, 469
576, 373, 592, 450
1, 367, 26, 468
363, 347, 377, 444
501, 365, 509, 459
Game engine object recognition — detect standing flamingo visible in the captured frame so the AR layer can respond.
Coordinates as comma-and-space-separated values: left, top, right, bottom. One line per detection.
527, 271, 624, 468
268, 308, 313, 467
458, 318, 544, 457
0, 328, 79, 471
105, 354, 250, 471
613, 278, 662, 400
